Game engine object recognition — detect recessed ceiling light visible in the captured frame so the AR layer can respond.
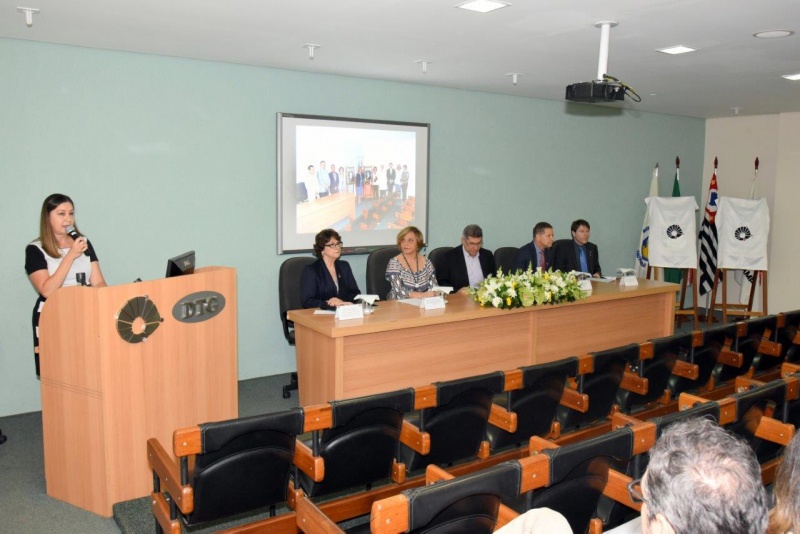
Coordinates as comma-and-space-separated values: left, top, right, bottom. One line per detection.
754, 30, 794, 39
783, 73, 800, 81
656, 45, 697, 55
455, 0, 510, 14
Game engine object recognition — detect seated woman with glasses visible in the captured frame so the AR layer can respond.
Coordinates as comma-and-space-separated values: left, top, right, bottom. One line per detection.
385, 226, 438, 300
300, 229, 361, 309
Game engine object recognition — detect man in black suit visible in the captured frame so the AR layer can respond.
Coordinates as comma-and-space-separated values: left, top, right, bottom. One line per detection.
552, 219, 602, 276
514, 222, 555, 272
436, 224, 496, 292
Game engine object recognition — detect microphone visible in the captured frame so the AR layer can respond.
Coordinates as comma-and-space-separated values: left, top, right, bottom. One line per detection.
66, 226, 90, 256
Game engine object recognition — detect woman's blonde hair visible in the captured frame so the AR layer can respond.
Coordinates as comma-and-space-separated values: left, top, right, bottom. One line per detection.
396, 226, 424, 251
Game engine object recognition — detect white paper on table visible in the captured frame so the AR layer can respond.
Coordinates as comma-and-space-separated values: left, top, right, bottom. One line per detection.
431, 286, 454, 294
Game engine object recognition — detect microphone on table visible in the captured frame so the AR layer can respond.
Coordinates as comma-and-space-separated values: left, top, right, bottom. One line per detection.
66, 225, 90, 256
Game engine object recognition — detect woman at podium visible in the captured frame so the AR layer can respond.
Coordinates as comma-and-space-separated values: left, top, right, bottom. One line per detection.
25, 194, 107, 376
300, 229, 361, 309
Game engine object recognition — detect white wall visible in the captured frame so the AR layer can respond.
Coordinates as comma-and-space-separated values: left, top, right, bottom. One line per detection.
703, 113, 799, 313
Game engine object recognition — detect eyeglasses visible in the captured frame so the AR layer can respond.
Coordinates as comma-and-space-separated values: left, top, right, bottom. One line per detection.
464, 240, 483, 248
627, 478, 646, 504
325, 242, 343, 249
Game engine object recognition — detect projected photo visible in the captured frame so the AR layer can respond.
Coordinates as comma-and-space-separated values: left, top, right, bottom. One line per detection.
278, 114, 429, 254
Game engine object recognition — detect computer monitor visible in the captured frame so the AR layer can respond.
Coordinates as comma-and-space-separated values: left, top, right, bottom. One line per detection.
166, 250, 196, 278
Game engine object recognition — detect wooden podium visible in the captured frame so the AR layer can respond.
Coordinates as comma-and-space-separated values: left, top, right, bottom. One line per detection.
38, 266, 238, 517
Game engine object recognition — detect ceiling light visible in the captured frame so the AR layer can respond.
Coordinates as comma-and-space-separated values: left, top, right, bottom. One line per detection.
656, 45, 696, 55
303, 43, 320, 60
415, 60, 432, 74
783, 73, 800, 81
754, 30, 794, 39
455, 0, 510, 14
17, 7, 39, 27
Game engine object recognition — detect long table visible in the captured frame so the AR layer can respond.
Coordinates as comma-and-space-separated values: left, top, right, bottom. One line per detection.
287, 279, 678, 405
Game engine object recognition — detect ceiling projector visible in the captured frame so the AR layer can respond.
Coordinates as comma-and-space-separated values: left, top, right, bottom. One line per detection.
565, 21, 638, 104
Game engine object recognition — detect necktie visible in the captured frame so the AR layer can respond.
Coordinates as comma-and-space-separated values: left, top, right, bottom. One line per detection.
579, 246, 588, 273
539, 250, 545, 270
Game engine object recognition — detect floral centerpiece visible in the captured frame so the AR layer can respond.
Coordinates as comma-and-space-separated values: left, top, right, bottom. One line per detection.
468, 266, 587, 309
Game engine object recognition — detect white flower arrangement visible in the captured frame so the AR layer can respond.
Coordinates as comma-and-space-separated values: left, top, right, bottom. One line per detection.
468, 266, 587, 309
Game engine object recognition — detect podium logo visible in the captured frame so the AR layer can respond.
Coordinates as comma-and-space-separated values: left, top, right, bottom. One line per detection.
173, 291, 226, 323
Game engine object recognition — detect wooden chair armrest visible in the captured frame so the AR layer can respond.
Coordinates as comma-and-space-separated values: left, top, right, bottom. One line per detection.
734, 376, 764, 392
495, 504, 520, 529
758, 339, 782, 357
784, 375, 800, 401
400, 420, 430, 455
717, 398, 737, 425
630, 421, 657, 455
782, 362, 800, 377
755, 416, 795, 446
589, 517, 603, 534
296, 493, 344, 534
677, 392, 710, 411
503, 368, 523, 391
639, 342, 654, 361
619, 370, 649, 395
691, 330, 704, 347
173, 426, 202, 456
577, 353, 594, 375
150, 492, 182, 534
560, 387, 589, 413
549, 420, 561, 440
611, 412, 645, 430
603, 469, 642, 512
371, 494, 409, 534
488, 403, 517, 433
517, 454, 550, 493
293, 439, 325, 482
147, 438, 193, 514
529, 435, 559, 454
391, 459, 406, 484
425, 464, 453, 483
671, 360, 699, 380
718, 348, 744, 368
414, 385, 437, 410
303, 404, 334, 433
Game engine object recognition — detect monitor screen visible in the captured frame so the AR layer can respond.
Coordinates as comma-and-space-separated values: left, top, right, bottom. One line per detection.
277, 112, 430, 255
166, 250, 196, 278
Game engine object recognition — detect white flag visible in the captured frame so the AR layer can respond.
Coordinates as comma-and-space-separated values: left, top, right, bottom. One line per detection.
716, 197, 770, 271
646, 196, 699, 269
634, 166, 659, 278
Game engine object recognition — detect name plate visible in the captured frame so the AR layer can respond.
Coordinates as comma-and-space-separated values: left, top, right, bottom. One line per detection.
620, 275, 639, 287
421, 296, 446, 310
335, 304, 364, 320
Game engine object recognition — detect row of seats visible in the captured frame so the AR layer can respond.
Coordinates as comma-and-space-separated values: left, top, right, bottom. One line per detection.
148, 311, 800, 533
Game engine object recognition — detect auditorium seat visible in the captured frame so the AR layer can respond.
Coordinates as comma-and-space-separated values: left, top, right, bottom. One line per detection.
486, 358, 578, 451
778, 310, 800, 364
398, 371, 505, 472
278, 256, 316, 398
556, 344, 639, 433
665, 330, 717, 397
147, 408, 304, 533
493, 246, 519, 275
366, 246, 400, 299
510, 421, 655, 534
692, 322, 739, 388
617, 341, 677, 413
742, 315, 783, 374
294, 388, 416, 498
426, 246, 452, 276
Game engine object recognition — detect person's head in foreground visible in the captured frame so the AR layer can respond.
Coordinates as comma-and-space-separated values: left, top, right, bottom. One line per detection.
640, 416, 768, 534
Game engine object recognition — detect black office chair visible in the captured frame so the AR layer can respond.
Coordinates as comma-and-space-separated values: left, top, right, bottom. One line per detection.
556, 344, 639, 432
493, 247, 519, 275
366, 246, 400, 300
295, 388, 416, 497
426, 246, 452, 276
279, 256, 316, 398
148, 408, 305, 533
486, 358, 578, 451
399, 371, 505, 472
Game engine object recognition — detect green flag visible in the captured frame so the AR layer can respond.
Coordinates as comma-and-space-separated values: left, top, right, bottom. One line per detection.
664, 168, 683, 283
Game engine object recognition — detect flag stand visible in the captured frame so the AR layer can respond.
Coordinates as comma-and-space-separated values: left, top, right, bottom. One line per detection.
706, 268, 768, 323
647, 266, 699, 330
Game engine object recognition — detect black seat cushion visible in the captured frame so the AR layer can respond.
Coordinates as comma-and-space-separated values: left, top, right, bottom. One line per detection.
487, 358, 578, 450
298, 389, 414, 497
187, 408, 304, 525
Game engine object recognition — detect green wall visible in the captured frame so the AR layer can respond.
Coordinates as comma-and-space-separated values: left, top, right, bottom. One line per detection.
0, 38, 705, 416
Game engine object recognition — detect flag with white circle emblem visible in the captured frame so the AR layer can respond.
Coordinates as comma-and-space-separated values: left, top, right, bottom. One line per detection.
645, 196, 699, 269
716, 197, 769, 270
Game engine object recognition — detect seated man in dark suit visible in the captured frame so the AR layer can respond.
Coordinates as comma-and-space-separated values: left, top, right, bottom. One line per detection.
552, 219, 602, 277
514, 222, 554, 272
436, 224, 496, 292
